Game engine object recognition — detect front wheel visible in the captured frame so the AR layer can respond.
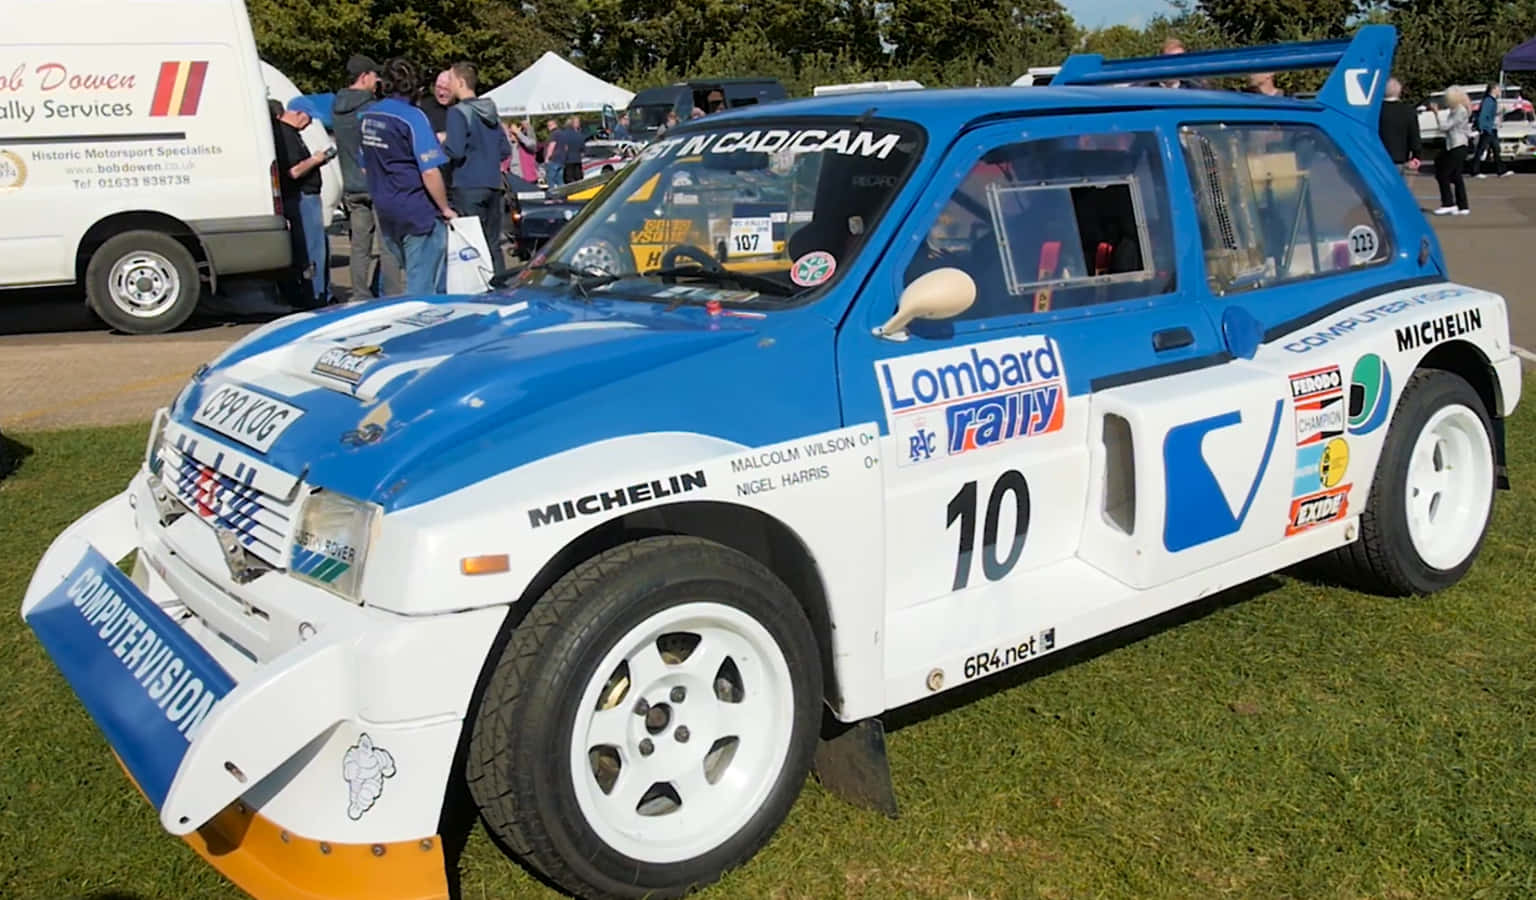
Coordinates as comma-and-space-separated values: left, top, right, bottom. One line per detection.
466, 536, 823, 899
1328, 369, 1496, 595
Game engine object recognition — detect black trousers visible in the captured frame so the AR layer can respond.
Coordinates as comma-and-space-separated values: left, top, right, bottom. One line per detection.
1472, 130, 1503, 175
563, 162, 584, 185
450, 186, 507, 280
1437, 145, 1470, 210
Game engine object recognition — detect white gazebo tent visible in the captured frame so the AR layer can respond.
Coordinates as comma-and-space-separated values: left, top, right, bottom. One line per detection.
486, 52, 634, 117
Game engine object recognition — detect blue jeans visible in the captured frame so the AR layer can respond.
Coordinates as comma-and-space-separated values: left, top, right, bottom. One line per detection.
381, 221, 447, 295
299, 193, 330, 304
545, 162, 563, 187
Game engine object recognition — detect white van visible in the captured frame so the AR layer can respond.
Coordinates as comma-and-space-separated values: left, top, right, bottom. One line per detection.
0, 0, 290, 333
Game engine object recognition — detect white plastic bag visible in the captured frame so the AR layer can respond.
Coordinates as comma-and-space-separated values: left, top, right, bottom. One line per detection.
446, 216, 494, 294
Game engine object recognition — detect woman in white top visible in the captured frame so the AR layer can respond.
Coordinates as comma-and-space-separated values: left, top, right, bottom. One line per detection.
1434, 88, 1473, 215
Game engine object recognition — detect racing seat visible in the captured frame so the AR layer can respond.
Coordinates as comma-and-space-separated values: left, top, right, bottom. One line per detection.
787, 151, 912, 264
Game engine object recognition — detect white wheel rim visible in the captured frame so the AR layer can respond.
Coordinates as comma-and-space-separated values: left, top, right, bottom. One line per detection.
1403, 403, 1493, 571
569, 601, 795, 864
108, 251, 181, 318
570, 240, 623, 276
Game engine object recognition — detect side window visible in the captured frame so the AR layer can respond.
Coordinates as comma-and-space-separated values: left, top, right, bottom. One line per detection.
1179, 124, 1392, 295
904, 131, 1177, 321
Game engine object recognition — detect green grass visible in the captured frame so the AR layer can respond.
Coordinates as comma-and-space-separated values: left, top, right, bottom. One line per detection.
3, 404, 1535, 900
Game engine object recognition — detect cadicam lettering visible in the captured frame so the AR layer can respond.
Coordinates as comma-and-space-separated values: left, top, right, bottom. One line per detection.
642, 128, 904, 162
528, 471, 708, 529
1394, 308, 1483, 352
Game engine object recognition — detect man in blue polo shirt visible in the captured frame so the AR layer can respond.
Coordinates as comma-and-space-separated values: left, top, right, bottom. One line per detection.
359, 58, 457, 295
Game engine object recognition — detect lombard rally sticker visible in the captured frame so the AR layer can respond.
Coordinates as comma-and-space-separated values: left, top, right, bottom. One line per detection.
192, 383, 304, 453
877, 336, 1066, 466
314, 345, 383, 385
1291, 365, 1345, 447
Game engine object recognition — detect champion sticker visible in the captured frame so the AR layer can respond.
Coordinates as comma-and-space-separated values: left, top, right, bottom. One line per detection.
791, 251, 836, 287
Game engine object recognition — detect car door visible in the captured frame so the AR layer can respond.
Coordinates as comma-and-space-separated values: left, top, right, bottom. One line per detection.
835, 113, 1226, 689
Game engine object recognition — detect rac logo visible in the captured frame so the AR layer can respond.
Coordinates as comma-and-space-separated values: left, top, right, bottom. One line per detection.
1345, 68, 1380, 107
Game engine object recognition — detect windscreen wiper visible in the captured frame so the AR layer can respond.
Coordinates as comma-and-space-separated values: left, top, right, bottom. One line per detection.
643, 265, 794, 297
526, 260, 623, 300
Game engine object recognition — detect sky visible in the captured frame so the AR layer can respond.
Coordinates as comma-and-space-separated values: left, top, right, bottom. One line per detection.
1064, 0, 1176, 29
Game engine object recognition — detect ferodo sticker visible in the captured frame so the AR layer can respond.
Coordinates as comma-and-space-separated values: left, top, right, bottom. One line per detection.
1291, 365, 1344, 447
1286, 485, 1350, 536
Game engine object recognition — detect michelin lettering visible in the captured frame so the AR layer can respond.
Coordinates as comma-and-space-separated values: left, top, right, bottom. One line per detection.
876, 337, 1066, 467
528, 471, 708, 529
1394, 308, 1482, 352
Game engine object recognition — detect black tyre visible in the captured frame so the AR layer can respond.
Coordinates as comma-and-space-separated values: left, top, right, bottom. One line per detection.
85, 230, 202, 334
466, 536, 823, 899
1327, 369, 1496, 596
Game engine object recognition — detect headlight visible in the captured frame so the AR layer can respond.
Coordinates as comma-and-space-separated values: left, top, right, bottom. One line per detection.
290, 489, 380, 603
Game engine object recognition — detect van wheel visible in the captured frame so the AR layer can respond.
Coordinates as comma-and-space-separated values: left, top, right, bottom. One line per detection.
1327, 370, 1495, 596
85, 230, 201, 334
466, 536, 822, 899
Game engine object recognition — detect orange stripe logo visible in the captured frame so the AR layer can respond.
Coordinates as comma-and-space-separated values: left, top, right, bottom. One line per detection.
150, 61, 208, 117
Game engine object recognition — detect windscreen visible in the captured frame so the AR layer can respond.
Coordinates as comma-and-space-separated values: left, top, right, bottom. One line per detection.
527, 118, 924, 307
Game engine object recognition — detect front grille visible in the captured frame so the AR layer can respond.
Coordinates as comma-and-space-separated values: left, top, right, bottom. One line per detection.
157, 432, 301, 568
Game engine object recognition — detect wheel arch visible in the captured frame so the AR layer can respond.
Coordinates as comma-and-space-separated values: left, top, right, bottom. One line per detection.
76, 211, 212, 292
1413, 338, 1508, 487
511, 500, 845, 710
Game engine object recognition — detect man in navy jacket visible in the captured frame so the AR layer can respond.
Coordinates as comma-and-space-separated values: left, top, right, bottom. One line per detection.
444, 61, 513, 278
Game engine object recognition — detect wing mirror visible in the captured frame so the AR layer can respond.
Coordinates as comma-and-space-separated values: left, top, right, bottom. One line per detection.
874, 267, 977, 341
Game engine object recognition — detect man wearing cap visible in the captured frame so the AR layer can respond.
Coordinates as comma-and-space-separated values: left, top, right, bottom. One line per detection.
359, 58, 457, 295
333, 55, 398, 298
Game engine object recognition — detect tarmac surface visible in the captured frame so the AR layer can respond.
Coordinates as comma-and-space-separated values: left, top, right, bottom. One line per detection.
3, 174, 1535, 432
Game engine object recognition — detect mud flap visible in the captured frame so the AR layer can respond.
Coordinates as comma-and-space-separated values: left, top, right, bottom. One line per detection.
813, 717, 898, 818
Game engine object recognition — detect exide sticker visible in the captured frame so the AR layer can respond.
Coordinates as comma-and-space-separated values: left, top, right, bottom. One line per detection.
875, 336, 1066, 466
1286, 485, 1350, 536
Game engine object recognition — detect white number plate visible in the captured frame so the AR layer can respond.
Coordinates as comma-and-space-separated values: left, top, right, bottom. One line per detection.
729, 217, 773, 257
192, 383, 304, 453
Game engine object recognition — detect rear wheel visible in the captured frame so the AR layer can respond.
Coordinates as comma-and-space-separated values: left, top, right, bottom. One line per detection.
466, 536, 822, 899
85, 230, 201, 334
1328, 370, 1495, 595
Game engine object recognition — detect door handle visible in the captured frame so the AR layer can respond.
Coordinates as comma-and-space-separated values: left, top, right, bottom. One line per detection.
1152, 327, 1193, 352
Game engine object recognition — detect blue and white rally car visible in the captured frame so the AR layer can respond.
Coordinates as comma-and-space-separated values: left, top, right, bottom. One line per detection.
22, 27, 1521, 900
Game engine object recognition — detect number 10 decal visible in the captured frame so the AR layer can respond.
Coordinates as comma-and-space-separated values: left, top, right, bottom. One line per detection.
946, 470, 1031, 591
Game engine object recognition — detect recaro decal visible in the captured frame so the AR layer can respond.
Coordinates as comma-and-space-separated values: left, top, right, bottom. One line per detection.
1162, 400, 1284, 552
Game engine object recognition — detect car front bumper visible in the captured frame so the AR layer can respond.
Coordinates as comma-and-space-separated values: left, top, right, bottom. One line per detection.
21, 470, 507, 899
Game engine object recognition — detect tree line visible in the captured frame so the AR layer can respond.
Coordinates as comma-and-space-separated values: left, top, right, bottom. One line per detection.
250, 0, 1536, 103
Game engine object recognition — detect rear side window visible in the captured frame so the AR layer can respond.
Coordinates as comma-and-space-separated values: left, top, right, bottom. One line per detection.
904, 131, 1177, 320
1179, 124, 1392, 295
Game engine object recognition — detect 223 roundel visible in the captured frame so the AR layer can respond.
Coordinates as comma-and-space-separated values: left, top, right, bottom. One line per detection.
875, 336, 1067, 467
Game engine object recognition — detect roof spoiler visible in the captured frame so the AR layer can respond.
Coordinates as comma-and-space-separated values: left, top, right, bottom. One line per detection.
1053, 25, 1397, 126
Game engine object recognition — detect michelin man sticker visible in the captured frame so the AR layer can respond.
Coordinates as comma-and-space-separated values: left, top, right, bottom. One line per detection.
342, 733, 397, 821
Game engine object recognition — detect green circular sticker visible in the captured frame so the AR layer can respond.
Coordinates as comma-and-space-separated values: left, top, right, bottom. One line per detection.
791, 251, 836, 287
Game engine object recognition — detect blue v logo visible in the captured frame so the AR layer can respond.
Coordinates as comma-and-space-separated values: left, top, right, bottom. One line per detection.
1162, 400, 1283, 552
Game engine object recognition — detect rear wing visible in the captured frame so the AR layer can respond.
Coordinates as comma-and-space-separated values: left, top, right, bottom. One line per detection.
1053, 25, 1396, 127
